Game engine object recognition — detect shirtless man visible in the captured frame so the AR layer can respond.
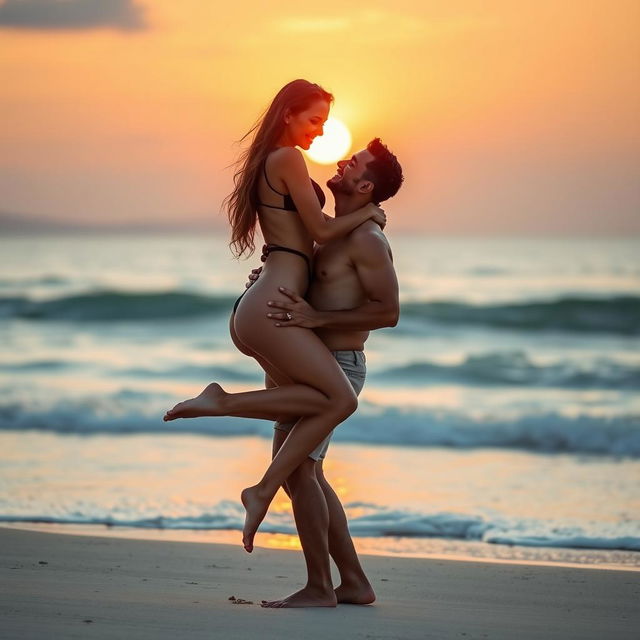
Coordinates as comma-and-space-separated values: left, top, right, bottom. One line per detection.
254, 138, 402, 608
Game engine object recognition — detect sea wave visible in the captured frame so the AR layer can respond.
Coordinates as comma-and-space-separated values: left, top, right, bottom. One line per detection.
1, 501, 638, 552
0, 360, 262, 381
118, 365, 261, 382
1, 390, 638, 457
1, 290, 638, 333
0, 359, 75, 372
0, 274, 69, 287
0, 291, 237, 321
6, 351, 637, 389
374, 351, 640, 389
401, 296, 640, 334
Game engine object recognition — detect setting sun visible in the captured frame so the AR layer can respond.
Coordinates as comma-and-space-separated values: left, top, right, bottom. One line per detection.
304, 117, 352, 165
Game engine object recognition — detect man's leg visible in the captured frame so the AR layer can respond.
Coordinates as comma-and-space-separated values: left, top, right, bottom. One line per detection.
261, 351, 373, 607
316, 461, 376, 604
263, 431, 374, 606
260, 428, 336, 608
311, 350, 374, 603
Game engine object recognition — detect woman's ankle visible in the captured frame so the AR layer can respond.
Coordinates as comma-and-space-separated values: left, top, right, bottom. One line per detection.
250, 481, 277, 502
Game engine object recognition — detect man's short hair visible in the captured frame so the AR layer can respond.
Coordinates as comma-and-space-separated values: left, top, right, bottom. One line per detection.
363, 138, 404, 204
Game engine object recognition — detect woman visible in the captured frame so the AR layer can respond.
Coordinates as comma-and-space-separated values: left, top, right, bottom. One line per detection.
164, 80, 385, 552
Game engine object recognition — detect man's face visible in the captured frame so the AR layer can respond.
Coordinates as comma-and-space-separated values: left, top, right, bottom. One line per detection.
327, 149, 375, 196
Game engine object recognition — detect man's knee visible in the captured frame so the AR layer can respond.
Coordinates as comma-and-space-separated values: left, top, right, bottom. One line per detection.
315, 465, 335, 499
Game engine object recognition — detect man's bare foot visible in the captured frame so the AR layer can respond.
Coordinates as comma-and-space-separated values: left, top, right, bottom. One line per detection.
240, 485, 270, 553
260, 586, 337, 608
334, 581, 376, 605
163, 383, 227, 421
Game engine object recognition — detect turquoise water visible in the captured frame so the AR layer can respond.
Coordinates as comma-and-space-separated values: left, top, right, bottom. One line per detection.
1, 233, 639, 566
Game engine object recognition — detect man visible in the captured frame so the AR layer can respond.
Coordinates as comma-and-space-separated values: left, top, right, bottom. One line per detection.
254, 138, 403, 608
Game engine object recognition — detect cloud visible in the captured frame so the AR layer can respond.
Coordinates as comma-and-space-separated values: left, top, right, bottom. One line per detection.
0, 0, 146, 31
274, 9, 496, 41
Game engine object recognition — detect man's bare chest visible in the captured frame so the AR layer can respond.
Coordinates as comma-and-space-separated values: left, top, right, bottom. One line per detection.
313, 242, 354, 285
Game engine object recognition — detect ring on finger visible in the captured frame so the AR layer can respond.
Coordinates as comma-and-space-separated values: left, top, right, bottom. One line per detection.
285, 312, 293, 321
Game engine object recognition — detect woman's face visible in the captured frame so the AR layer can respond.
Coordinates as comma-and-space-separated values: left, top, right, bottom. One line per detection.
285, 99, 330, 150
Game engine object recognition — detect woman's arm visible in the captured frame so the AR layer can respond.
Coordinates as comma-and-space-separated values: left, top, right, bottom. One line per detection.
275, 148, 384, 244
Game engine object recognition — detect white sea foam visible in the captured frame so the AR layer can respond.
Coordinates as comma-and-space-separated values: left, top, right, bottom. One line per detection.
1, 502, 638, 552
1, 389, 639, 456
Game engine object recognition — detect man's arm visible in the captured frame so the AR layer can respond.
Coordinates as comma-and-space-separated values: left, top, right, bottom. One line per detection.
267, 231, 399, 331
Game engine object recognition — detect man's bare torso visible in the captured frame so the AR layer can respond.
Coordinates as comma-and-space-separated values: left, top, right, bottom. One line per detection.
308, 221, 391, 351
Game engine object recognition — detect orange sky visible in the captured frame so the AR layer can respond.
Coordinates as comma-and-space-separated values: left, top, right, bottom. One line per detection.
1, 0, 639, 233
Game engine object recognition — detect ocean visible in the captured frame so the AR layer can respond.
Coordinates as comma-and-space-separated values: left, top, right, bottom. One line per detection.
1, 233, 639, 568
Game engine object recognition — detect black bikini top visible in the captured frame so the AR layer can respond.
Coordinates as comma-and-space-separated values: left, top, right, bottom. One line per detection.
257, 157, 326, 212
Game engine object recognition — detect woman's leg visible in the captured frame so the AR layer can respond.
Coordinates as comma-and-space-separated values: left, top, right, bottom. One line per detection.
232, 283, 357, 447
165, 379, 345, 421
164, 314, 329, 422
233, 304, 358, 551
166, 292, 358, 552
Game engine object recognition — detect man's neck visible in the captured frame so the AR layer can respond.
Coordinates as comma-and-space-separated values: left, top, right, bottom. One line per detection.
333, 193, 370, 217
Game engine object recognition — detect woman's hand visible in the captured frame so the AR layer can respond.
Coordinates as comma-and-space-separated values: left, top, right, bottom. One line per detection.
266, 287, 321, 328
245, 266, 263, 289
366, 203, 386, 229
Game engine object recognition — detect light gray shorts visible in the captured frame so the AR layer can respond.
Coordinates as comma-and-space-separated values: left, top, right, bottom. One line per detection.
273, 350, 366, 462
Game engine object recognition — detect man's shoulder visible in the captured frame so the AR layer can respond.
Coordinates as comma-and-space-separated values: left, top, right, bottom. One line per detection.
347, 221, 392, 258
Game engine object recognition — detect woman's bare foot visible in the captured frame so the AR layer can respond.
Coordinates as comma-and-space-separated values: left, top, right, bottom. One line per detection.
240, 485, 270, 553
334, 581, 376, 605
163, 383, 227, 421
260, 585, 337, 608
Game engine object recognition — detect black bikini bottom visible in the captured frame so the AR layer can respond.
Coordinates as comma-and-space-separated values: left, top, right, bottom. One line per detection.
232, 244, 312, 314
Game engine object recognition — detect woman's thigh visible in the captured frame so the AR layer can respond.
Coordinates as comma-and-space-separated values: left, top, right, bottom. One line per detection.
229, 312, 293, 387
234, 289, 353, 398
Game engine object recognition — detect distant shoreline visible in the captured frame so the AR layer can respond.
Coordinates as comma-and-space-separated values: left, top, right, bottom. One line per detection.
2, 212, 639, 238
0, 212, 221, 235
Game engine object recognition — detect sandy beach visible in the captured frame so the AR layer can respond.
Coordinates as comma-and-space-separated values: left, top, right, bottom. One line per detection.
1, 527, 638, 640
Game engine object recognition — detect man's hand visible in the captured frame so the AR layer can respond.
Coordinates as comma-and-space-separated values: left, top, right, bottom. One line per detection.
267, 287, 322, 328
245, 266, 262, 289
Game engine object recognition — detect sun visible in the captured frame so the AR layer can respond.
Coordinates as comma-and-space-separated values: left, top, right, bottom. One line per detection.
304, 117, 352, 165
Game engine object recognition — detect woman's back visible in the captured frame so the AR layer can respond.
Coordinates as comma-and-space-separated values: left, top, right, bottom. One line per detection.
255, 149, 324, 259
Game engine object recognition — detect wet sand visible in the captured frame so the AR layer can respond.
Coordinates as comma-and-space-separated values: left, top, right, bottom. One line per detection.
1, 527, 638, 640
